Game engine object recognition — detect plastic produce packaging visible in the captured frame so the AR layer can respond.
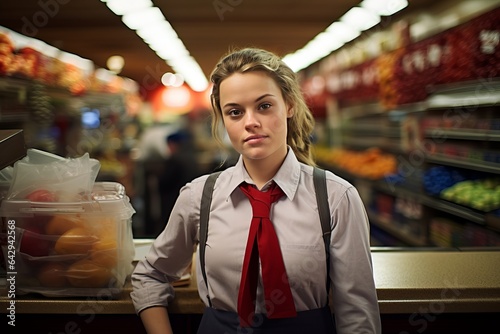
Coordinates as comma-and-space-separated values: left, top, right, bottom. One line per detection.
0, 149, 135, 298
5, 149, 100, 202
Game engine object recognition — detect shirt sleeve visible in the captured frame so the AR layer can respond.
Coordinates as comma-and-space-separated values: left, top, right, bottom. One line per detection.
130, 181, 199, 314
329, 186, 382, 334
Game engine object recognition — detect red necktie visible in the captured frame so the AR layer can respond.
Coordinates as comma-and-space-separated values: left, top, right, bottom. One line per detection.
237, 182, 297, 327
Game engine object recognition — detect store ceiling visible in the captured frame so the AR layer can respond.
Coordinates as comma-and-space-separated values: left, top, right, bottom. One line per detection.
1, 0, 438, 91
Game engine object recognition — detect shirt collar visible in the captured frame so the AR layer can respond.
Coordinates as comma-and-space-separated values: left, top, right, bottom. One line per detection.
220, 147, 301, 201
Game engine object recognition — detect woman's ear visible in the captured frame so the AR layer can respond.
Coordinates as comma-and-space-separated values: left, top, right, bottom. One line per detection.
286, 105, 294, 118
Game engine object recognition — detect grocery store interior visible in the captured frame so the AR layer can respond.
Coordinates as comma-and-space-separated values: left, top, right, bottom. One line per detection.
2, 0, 499, 246
0, 0, 499, 332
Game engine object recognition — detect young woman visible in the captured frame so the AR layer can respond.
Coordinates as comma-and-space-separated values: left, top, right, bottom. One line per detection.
131, 48, 381, 333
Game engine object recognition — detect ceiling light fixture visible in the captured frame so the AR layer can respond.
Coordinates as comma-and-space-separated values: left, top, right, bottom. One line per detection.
360, 0, 408, 16
283, 0, 408, 73
100, 0, 208, 92
106, 55, 125, 74
340, 7, 381, 32
104, 0, 153, 16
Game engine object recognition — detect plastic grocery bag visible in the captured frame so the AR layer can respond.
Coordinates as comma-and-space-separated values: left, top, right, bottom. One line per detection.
6, 149, 100, 202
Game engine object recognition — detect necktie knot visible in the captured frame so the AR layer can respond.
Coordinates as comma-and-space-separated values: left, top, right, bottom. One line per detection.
239, 182, 284, 218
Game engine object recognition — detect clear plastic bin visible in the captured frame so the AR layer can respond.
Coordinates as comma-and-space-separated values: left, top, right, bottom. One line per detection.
0, 182, 135, 298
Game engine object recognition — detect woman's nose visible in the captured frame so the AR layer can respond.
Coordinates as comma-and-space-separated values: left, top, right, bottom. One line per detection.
244, 110, 260, 128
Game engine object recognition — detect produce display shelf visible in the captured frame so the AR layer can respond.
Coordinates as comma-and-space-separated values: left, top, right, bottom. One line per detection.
367, 210, 428, 247
425, 155, 500, 174
373, 181, 423, 201
342, 137, 385, 150
420, 195, 486, 226
424, 129, 500, 141
0, 129, 26, 170
426, 79, 500, 109
341, 124, 384, 136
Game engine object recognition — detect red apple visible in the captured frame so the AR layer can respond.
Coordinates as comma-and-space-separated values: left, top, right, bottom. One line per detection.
26, 189, 58, 202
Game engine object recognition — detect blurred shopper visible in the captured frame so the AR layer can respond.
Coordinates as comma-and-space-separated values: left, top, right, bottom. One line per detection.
133, 124, 176, 237
158, 130, 201, 235
131, 48, 381, 333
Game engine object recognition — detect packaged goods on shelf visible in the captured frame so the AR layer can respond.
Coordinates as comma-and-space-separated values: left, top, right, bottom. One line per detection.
430, 217, 500, 247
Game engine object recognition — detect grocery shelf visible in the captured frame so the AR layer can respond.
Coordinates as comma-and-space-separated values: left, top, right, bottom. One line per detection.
0, 76, 127, 115
426, 79, 500, 109
388, 102, 427, 115
342, 137, 385, 150
424, 129, 500, 141
340, 102, 384, 120
373, 180, 422, 201
341, 124, 383, 136
420, 195, 486, 226
367, 210, 428, 247
425, 154, 500, 174
384, 127, 402, 138
374, 178, 497, 231
0, 129, 26, 170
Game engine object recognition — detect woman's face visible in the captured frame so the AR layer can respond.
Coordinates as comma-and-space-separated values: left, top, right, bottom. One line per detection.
219, 71, 293, 166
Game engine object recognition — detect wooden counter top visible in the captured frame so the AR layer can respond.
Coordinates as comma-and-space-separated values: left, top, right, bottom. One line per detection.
372, 249, 500, 313
1, 248, 499, 315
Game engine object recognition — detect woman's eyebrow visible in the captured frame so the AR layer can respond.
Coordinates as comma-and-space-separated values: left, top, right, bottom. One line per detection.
222, 94, 275, 109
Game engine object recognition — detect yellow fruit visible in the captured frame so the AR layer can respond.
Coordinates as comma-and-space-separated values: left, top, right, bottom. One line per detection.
54, 227, 99, 255
45, 215, 85, 235
91, 238, 118, 267
94, 216, 117, 239
37, 262, 67, 287
66, 259, 113, 288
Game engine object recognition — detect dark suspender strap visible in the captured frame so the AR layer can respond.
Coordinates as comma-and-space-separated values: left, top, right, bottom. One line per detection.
313, 167, 332, 298
199, 171, 222, 307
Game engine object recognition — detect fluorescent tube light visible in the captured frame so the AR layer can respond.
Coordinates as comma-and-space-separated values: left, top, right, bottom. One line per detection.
105, 0, 153, 16
361, 0, 408, 16
340, 7, 381, 32
122, 7, 165, 30
326, 22, 361, 43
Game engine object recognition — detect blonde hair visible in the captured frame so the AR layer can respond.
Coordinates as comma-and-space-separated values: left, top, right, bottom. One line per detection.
209, 47, 316, 166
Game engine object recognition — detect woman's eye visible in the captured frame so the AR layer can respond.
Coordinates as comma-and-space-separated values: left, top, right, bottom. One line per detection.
259, 103, 272, 110
227, 109, 242, 117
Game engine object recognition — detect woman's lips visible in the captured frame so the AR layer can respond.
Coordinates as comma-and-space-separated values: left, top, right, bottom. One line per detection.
244, 135, 266, 143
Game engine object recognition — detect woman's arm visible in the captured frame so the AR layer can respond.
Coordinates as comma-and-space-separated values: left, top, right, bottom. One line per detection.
329, 186, 382, 334
139, 306, 173, 334
131, 179, 204, 329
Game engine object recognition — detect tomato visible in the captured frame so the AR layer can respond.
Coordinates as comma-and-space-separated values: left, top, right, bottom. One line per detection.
26, 189, 58, 202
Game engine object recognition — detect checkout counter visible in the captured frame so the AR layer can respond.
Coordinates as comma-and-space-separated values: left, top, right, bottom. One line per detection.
1, 242, 499, 334
1, 130, 499, 333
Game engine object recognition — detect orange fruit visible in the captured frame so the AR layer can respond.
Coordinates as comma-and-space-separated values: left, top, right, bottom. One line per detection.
66, 259, 113, 288
94, 216, 117, 239
54, 227, 99, 255
90, 238, 118, 267
45, 215, 85, 235
37, 262, 67, 287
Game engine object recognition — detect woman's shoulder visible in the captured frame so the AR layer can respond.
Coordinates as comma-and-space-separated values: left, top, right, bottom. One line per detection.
185, 166, 236, 191
301, 164, 355, 191
323, 168, 355, 190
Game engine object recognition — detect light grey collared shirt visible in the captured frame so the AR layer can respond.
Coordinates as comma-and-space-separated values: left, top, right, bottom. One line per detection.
131, 149, 381, 333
